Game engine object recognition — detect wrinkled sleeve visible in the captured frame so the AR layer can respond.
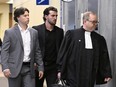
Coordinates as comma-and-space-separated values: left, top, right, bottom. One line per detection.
56, 30, 72, 79
34, 31, 44, 72
1, 30, 10, 71
96, 36, 112, 84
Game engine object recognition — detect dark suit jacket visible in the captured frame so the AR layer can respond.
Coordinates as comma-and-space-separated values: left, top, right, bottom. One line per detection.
1, 25, 44, 78
32, 23, 64, 70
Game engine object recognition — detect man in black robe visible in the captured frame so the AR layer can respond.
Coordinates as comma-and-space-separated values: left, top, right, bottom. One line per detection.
57, 11, 112, 87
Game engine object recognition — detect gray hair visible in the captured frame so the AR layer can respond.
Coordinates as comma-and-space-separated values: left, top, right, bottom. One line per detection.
83, 11, 96, 21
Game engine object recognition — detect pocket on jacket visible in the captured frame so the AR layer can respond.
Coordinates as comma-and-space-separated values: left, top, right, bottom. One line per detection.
8, 58, 15, 64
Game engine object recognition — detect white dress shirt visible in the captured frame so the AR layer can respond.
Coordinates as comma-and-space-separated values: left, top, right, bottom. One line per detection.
85, 31, 93, 49
18, 24, 31, 62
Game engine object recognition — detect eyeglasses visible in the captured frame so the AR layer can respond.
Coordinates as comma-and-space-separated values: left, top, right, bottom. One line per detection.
87, 20, 99, 24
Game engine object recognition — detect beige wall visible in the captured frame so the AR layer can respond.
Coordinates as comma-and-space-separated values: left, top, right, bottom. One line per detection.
0, 0, 61, 41
0, 4, 9, 40
13, 0, 61, 27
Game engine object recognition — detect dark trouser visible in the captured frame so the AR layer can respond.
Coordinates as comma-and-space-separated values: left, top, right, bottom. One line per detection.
8, 63, 35, 87
35, 69, 57, 87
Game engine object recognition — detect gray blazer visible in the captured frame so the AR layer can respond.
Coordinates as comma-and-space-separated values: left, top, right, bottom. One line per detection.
1, 25, 44, 78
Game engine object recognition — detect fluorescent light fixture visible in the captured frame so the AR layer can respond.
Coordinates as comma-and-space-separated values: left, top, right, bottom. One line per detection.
62, 0, 73, 2
7, 0, 13, 4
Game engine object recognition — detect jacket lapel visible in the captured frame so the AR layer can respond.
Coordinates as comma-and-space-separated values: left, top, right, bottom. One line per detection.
78, 28, 85, 50
55, 28, 59, 52
41, 24, 46, 56
29, 28, 33, 52
14, 25, 24, 50
41, 24, 46, 46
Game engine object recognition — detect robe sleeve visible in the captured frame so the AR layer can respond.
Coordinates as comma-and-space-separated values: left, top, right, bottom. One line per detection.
56, 30, 72, 79
96, 36, 112, 84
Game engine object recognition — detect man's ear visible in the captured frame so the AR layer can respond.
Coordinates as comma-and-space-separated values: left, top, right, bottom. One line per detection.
83, 20, 86, 24
45, 15, 48, 20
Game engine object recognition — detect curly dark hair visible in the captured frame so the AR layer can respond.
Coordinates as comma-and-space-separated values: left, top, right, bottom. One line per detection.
43, 6, 57, 22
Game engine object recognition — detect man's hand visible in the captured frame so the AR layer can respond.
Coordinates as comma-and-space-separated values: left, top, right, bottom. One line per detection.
104, 77, 111, 82
57, 72, 61, 79
3, 69, 11, 78
38, 71, 44, 79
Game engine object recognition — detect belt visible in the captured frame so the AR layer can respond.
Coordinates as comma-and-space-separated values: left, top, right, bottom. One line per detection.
23, 62, 30, 65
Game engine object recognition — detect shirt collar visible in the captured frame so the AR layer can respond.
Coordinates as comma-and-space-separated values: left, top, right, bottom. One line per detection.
18, 24, 29, 32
